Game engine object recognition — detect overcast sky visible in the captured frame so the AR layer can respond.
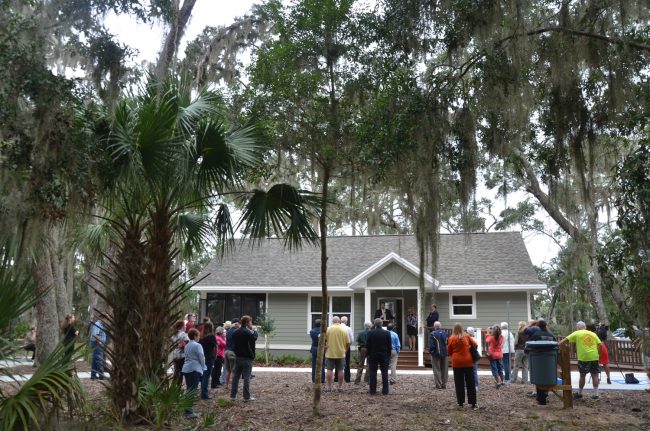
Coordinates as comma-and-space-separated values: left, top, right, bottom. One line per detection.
106, 0, 562, 267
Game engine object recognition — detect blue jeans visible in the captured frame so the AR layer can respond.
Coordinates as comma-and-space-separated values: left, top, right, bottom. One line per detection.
368, 352, 389, 395
90, 341, 104, 378
489, 358, 504, 377
183, 371, 201, 414
311, 349, 325, 383
503, 353, 511, 381
201, 357, 214, 398
473, 361, 479, 388
230, 357, 253, 400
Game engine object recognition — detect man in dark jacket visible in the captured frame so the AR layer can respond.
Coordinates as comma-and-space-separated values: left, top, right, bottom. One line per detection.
366, 318, 392, 395
309, 319, 325, 383
230, 315, 258, 401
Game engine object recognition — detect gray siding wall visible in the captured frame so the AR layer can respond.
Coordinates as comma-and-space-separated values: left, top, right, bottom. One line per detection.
267, 293, 309, 345
434, 291, 528, 329
367, 262, 419, 287
354, 293, 364, 333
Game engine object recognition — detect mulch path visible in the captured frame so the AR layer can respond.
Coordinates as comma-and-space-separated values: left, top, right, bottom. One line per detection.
79, 372, 650, 430
3, 359, 648, 430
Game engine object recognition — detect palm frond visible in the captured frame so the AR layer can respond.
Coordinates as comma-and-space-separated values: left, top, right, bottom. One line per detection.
173, 212, 214, 258
237, 184, 319, 249
177, 88, 222, 138
0, 343, 85, 430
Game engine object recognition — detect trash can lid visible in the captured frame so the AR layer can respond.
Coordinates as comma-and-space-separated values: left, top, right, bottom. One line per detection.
525, 340, 559, 351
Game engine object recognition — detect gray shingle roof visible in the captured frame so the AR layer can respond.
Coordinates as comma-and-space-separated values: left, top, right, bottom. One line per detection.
195, 232, 543, 288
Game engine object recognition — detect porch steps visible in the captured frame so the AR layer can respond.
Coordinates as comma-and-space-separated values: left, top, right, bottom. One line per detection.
397, 350, 422, 370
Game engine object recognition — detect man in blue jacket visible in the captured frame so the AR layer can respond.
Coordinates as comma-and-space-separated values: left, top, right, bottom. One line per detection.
429, 321, 448, 389
89, 313, 109, 380
309, 319, 325, 383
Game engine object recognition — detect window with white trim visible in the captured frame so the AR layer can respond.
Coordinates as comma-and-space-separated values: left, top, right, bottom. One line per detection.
450, 293, 476, 319
309, 295, 352, 329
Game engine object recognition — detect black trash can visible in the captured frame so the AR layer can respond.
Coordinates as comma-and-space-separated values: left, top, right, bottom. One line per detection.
525, 341, 559, 385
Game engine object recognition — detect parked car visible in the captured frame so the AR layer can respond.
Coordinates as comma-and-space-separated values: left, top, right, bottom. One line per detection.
612, 327, 630, 340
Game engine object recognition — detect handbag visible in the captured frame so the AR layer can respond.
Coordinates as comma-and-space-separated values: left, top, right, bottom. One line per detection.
466, 336, 480, 362
624, 373, 639, 384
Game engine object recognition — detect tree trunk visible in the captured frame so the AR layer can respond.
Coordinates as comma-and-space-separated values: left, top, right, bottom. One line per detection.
33, 246, 60, 365
513, 147, 610, 324
313, 166, 330, 417
156, 0, 198, 79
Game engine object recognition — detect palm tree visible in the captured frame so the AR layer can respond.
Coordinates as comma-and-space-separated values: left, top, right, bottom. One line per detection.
99, 76, 318, 420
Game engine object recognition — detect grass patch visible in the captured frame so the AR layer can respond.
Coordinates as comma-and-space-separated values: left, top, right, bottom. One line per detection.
217, 397, 234, 408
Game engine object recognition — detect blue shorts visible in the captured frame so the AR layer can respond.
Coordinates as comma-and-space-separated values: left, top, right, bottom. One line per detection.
489, 358, 504, 377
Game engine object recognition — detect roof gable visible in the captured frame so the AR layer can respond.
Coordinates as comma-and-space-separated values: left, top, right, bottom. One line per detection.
347, 253, 436, 289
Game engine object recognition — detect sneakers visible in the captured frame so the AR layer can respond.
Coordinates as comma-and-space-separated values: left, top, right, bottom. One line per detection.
244, 397, 256, 402
323, 388, 332, 394
573, 392, 583, 400
337, 388, 344, 393
471, 404, 480, 410
590, 395, 600, 400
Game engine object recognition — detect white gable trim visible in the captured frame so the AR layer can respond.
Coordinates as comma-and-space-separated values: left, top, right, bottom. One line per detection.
347, 252, 438, 289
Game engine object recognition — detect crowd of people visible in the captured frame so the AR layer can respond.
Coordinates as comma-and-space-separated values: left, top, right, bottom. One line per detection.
308, 302, 622, 410
172, 313, 259, 418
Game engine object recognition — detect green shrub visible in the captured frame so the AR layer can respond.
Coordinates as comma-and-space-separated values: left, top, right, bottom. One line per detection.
137, 377, 196, 430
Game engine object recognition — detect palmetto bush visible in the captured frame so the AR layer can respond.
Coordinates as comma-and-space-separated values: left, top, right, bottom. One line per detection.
97, 76, 318, 422
0, 244, 85, 430
137, 376, 196, 430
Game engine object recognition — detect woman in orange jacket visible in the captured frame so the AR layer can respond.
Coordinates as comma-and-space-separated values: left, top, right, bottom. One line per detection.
447, 323, 479, 409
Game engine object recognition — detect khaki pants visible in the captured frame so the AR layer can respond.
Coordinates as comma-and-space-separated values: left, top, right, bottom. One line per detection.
355, 347, 368, 383
389, 350, 398, 383
511, 349, 528, 384
431, 355, 449, 388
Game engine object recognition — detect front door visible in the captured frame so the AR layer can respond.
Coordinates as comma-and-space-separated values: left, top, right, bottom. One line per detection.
378, 297, 404, 345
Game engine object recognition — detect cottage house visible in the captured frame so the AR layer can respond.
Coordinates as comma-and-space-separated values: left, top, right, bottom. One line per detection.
193, 232, 546, 367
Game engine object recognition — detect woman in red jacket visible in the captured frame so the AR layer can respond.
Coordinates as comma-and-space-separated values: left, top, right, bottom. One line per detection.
447, 323, 479, 409
486, 325, 505, 388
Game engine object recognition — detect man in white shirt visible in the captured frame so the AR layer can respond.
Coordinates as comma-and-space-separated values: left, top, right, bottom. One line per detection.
500, 322, 515, 383
341, 316, 354, 383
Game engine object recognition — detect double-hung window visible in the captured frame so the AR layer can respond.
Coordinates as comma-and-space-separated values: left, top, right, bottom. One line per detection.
449, 293, 476, 319
308, 295, 352, 329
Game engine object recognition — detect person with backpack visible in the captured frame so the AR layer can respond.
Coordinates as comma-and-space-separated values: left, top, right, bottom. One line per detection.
485, 324, 505, 388
447, 323, 479, 409
429, 321, 448, 389
171, 320, 190, 386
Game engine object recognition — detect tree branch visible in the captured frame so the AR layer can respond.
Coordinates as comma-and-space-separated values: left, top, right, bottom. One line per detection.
512, 147, 587, 244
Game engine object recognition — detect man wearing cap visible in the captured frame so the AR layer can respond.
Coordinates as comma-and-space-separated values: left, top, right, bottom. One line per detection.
224, 319, 240, 389
561, 321, 603, 400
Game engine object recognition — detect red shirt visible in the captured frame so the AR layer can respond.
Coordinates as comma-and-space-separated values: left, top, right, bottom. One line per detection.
216, 334, 226, 359
486, 334, 504, 360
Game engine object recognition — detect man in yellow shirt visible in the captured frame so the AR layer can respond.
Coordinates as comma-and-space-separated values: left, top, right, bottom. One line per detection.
325, 316, 350, 393
560, 321, 603, 400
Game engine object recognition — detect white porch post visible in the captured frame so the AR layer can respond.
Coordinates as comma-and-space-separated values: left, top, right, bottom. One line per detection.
364, 287, 371, 328
417, 288, 424, 367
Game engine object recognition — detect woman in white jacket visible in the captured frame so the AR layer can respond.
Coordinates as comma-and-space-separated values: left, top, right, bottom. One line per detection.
500, 322, 515, 383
